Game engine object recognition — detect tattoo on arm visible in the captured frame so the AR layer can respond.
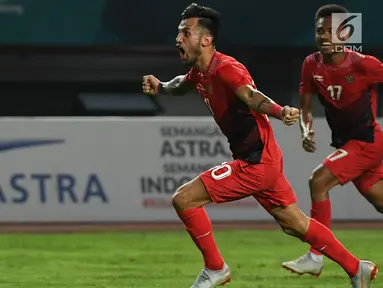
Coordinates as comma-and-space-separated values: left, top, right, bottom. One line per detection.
242, 89, 282, 119
256, 98, 269, 109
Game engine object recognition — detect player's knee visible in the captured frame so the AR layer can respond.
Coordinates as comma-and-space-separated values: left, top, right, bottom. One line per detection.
309, 165, 339, 199
172, 187, 189, 210
172, 177, 211, 210
309, 169, 330, 199
172, 180, 199, 210
309, 172, 322, 192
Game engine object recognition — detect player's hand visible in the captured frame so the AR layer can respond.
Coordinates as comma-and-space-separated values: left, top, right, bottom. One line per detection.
302, 130, 316, 152
142, 75, 160, 96
281, 106, 299, 126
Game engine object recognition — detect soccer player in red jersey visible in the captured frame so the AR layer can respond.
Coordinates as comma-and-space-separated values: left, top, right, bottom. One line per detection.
142, 3, 377, 288
282, 4, 380, 286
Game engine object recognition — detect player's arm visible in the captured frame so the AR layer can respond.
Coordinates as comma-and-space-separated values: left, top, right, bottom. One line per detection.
299, 57, 316, 152
142, 74, 194, 96
159, 75, 194, 96
217, 64, 298, 125
299, 93, 313, 136
361, 55, 383, 83
235, 85, 287, 120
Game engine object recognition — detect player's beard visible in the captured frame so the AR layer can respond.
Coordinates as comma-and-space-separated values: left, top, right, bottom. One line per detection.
185, 45, 202, 66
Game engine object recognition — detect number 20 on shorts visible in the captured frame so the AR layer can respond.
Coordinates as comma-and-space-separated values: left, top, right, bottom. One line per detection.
209, 162, 232, 180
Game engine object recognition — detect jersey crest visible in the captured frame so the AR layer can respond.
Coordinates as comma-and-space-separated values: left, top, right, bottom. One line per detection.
344, 75, 355, 83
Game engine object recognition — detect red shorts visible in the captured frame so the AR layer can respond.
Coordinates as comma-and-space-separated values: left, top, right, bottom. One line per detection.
323, 130, 383, 194
199, 159, 297, 212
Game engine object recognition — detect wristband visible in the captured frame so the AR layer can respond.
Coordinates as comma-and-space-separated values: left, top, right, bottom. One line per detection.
269, 103, 283, 119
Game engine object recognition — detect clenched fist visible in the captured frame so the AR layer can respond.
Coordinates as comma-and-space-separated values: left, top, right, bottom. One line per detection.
281, 106, 299, 126
142, 75, 160, 96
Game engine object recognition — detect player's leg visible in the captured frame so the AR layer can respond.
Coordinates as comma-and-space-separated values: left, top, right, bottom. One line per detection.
353, 163, 383, 213
281, 160, 339, 273
172, 160, 264, 288
364, 180, 383, 212
172, 176, 224, 267
171, 176, 231, 288
281, 163, 339, 271
283, 139, 382, 274
257, 168, 330, 275
271, 203, 378, 287
351, 130, 383, 212
257, 174, 378, 287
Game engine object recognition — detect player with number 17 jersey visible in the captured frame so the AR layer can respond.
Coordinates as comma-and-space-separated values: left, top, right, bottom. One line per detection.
300, 50, 383, 191
184, 51, 296, 210
282, 6, 381, 283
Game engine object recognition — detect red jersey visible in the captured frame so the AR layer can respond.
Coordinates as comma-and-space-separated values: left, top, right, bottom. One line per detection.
300, 50, 383, 148
185, 51, 281, 164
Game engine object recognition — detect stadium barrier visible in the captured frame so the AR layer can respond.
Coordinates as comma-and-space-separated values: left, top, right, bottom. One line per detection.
0, 117, 381, 223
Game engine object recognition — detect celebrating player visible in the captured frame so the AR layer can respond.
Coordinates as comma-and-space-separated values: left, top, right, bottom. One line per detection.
282, 4, 381, 285
142, 3, 377, 288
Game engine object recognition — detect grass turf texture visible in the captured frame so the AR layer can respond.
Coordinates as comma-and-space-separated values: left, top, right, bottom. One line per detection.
0, 230, 380, 287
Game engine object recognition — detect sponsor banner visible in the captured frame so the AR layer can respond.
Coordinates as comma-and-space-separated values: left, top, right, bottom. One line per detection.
0, 117, 380, 222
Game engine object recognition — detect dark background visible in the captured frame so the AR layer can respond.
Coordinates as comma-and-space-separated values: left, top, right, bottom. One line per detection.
0, 0, 381, 116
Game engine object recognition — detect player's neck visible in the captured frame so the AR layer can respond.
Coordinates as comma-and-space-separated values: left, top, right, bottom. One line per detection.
194, 49, 216, 72
323, 52, 347, 65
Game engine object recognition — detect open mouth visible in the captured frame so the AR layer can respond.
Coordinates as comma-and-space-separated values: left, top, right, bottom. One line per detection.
321, 42, 332, 47
176, 45, 186, 59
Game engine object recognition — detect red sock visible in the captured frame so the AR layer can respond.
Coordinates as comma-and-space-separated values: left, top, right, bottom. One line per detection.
303, 218, 359, 277
177, 207, 224, 270
309, 200, 331, 255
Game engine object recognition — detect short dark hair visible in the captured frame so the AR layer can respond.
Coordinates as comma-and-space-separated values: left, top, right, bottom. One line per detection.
315, 4, 349, 22
181, 3, 222, 42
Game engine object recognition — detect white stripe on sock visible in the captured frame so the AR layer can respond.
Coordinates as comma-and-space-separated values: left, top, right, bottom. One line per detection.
196, 231, 211, 239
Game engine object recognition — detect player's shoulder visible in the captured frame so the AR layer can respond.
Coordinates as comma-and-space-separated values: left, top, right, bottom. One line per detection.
347, 50, 367, 64
348, 50, 365, 59
303, 52, 321, 66
349, 51, 380, 63
346, 51, 382, 69
215, 52, 238, 65
211, 52, 248, 74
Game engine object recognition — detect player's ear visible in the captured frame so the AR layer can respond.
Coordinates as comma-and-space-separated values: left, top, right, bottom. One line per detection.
201, 33, 213, 47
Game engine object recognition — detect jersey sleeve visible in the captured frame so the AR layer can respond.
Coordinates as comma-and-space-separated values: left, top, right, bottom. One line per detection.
300, 56, 316, 95
216, 63, 256, 91
360, 55, 383, 84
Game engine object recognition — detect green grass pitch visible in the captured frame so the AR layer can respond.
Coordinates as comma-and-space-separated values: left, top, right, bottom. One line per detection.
0, 229, 381, 287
